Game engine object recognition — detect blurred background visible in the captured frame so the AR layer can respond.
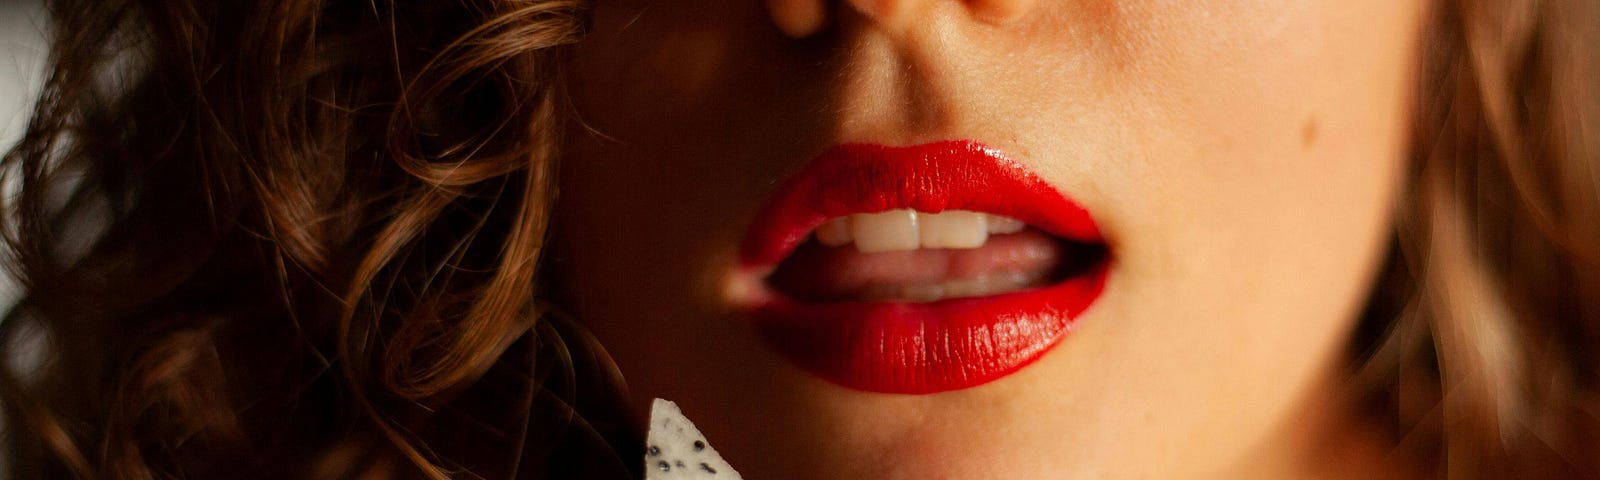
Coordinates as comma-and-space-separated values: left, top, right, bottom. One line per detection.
0, 1, 45, 463
1, 0, 46, 154
1, 0, 45, 305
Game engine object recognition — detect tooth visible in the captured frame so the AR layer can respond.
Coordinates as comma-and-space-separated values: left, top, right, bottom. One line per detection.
918, 210, 988, 249
986, 214, 1025, 234
814, 217, 852, 247
851, 210, 920, 253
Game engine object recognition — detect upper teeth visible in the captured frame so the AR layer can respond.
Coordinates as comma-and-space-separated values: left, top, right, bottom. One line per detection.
813, 209, 1027, 253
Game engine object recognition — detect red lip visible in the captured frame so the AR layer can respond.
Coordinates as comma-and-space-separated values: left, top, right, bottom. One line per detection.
738, 140, 1108, 394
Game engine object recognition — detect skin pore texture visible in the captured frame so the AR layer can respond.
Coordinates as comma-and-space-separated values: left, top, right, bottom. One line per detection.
555, 1, 1427, 478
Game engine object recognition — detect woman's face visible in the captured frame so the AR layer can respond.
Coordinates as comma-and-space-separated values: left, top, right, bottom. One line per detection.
556, 1, 1425, 478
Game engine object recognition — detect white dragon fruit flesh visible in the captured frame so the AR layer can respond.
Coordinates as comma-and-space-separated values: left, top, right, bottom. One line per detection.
645, 399, 743, 480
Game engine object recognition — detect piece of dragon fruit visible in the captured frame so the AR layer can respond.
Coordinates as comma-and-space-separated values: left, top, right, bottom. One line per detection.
645, 399, 743, 479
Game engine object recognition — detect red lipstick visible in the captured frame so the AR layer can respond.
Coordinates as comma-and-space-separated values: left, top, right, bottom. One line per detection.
739, 140, 1108, 394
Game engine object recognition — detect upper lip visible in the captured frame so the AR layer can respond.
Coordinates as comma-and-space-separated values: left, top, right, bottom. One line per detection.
740, 140, 1103, 268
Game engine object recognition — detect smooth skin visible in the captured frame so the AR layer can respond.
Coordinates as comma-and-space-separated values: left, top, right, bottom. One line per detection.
555, 1, 1426, 478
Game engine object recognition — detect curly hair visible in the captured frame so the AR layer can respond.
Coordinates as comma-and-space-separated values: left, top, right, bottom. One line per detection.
1, 0, 635, 478
0, 0, 1595, 479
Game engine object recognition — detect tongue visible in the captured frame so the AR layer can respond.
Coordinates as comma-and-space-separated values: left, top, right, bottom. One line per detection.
768, 229, 1085, 303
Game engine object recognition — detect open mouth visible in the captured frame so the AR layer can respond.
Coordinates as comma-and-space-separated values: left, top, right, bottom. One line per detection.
769, 210, 1108, 303
737, 141, 1110, 395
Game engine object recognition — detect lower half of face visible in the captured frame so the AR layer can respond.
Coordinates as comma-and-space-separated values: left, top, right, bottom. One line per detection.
553, 1, 1425, 478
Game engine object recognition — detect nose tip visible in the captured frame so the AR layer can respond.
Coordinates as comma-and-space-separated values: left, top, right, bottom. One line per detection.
766, 0, 830, 38
766, 0, 1039, 38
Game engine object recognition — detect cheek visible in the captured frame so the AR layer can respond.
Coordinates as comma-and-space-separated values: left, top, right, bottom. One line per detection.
1050, 0, 1420, 467
1115, 0, 1418, 353
550, 0, 839, 438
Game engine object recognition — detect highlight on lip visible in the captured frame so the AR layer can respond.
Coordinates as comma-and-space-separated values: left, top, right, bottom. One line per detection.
737, 140, 1110, 394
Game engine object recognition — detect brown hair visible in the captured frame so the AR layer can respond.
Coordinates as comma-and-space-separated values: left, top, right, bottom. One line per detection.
1351, 0, 1600, 477
0, 0, 1594, 479
0, 0, 635, 478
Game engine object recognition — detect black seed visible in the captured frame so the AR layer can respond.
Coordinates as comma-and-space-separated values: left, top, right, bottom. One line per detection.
700, 463, 718, 474
675, 460, 687, 469
648, 445, 661, 456
693, 440, 705, 452
657, 461, 670, 472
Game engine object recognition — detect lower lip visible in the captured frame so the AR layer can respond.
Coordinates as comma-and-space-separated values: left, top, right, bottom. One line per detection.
750, 263, 1107, 394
